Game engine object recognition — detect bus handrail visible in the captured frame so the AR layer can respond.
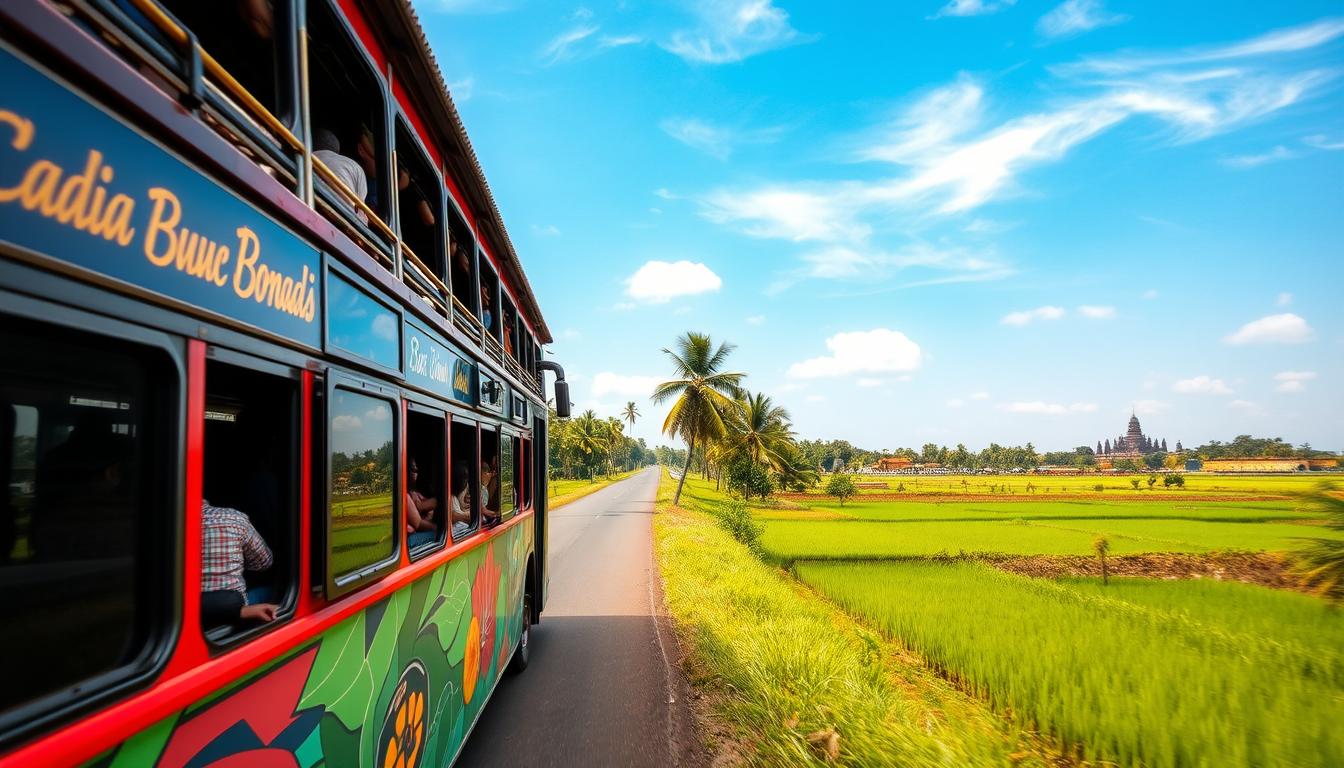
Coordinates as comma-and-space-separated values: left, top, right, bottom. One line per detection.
310, 155, 398, 243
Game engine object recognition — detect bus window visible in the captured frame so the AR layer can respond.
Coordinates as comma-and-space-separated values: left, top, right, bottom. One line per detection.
448, 210, 475, 319
157, 0, 292, 121
0, 318, 170, 722
449, 420, 478, 540
480, 427, 501, 527
501, 297, 518, 361
328, 389, 395, 583
501, 434, 519, 520
308, 0, 389, 230
405, 409, 445, 555
478, 258, 499, 339
395, 120, 445, 289
201, 359, 296, 636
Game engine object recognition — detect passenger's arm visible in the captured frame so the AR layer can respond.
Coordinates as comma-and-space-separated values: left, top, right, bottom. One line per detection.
241, 521, 273, 572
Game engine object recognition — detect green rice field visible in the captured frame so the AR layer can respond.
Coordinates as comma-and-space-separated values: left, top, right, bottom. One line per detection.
796, 561, 1343, 767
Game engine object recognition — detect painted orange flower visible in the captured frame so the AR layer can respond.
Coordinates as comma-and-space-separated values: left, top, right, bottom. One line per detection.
381, 670, 427, 768
462, 616, 481, 703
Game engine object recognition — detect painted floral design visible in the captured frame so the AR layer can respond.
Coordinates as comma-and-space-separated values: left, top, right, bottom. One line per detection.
473, 544, 501, 686
378, 661, 429, 768
462, 616, 481, 703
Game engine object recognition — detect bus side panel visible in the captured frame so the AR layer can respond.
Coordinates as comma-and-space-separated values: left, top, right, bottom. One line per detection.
97, 522, 530, 768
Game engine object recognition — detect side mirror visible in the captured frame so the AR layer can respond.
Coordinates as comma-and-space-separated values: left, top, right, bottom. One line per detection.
553, 381, 571, 418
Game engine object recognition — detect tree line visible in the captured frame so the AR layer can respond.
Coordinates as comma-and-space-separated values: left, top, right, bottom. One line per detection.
547, 402, 655, 480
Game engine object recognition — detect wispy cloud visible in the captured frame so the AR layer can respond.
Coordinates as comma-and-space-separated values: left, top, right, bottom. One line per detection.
1223, 313, 1314, 345
1002, 306, 1066, 326
1172, 375, 1234, 395
1078, 304, 1116, 318
1277, 292, 1293, 306
931, 0, 1016, 19
660, 117, 783, 160
1304, 133, 1344, 150
1000, 401, 1098, 415
663, 0, 812, 64
1037, 0, 1129, 39
541, 24, 599, 64
447, 76, 475, 102
540, 9, 643, 65
1221, 145, 1295, 168
430, 0, 514, 13
1274, 370, 1317, 393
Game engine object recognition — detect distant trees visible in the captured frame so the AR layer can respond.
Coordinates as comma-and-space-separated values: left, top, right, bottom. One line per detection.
1194, 435, 1332, 459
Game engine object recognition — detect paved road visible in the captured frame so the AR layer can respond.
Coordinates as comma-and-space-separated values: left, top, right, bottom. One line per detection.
456, 467, 705, 767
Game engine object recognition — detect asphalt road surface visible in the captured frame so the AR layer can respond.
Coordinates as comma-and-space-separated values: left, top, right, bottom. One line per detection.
455, 467, 706, 767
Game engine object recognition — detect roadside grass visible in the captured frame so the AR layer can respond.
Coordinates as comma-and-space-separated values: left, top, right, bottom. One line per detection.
654, 471, 1059, 766
796, 560, 1344, 768
548, 468, 643, 509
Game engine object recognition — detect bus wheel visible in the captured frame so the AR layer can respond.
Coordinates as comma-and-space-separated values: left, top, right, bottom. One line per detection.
509, 593, 531, 674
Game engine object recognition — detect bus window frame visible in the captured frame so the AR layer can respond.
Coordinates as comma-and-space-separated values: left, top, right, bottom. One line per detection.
497, 428, 519, 523
392, 110, 448, 283
447, 410, 481, 541
200, 344, 303, 649
0, 289, 184, 749
322, 259, 404, 380
322, 372, 401, 599
404, 398, 448, 560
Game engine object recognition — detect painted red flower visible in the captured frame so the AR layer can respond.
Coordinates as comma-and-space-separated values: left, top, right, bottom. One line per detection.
472, 544, 501, 681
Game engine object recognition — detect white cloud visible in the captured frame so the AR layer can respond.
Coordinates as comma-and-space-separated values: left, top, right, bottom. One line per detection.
431, 0, 513, 13
592, 372, 661, 399
541, 25, 598, 64
1002, 306, 1066, 326
663, 0, 809, 64
625, 260, 722, 303
970, 391, 990, 400
1143, 289, 1159, 300
1223, 313, 1313, 345
932, 0, 1015, 19
1274, 370, 1317, 393
805, 394, 826, 403
560, 328, 582, 341
661, 118, 735, 160
1229, 399, 1260, 411
1276, 292, 1293, 306
447, 77, 475, 102
787, 328, 923, 379
1305, 134, 1344, 151
1078, 305, 1116, 319
1069, 18, 1344, 74
746, 314, 765, 326
1221, 146, 1295, 168
332, 414, 361, 432
372, 314, 397, 341
857, 378, 884, 388
532, 223, 561, 237
1172, 375, 1234, 395
946, 398, 965, 408
1037, 0, 1129, 39
599, 34, 644, 48
1134, 399, 1169, 415
1001, 401, 1097, 414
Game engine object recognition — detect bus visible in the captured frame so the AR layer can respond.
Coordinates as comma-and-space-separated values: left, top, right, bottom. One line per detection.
0, 0, 571, 765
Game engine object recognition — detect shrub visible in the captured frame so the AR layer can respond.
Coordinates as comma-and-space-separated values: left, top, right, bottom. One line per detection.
712, 499, 764, 557
826, 474, 857, 505
1131, 478, 1141, 490
726, 458, 773, 500
1147, 474, 1158, 489
1163, 474, 1185, 488
1094, 484, 1104, 492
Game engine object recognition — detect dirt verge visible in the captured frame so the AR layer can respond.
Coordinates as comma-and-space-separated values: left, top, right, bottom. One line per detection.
978, 551, 1299, 590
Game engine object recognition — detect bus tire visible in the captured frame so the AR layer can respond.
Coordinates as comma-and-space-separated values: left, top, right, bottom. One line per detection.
508, 592, 531, 674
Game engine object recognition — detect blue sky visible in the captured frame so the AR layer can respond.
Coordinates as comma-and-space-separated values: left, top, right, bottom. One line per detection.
412, 0, 1343, 452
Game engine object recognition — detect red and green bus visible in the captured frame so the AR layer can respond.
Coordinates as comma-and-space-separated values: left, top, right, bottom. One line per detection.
0, 0, 571, 765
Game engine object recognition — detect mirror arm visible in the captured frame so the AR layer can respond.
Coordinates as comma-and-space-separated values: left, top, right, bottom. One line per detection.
538, 360, 572, 418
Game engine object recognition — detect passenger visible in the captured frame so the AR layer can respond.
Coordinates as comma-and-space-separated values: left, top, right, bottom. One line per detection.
356, 126, 379, 211
398, 162, 436, 228
201, 498, 279, 627
480, 457, 500, 525
480, 283, 494, 332
406, 458, 438, 548
313, 129, 368, 224
450, 462, 472, 539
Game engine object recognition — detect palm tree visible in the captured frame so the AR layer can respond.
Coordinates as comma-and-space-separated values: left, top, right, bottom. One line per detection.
622, 401, 640, 430
729, 390, 794, 471
653, 332, 744, 505
571, 410, 606, 480
605, 416, 626, 476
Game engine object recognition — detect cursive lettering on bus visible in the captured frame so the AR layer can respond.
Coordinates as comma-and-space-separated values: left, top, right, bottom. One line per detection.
408, 335, 451, 385
0, 109, 135, 246
1, 109, 317, 326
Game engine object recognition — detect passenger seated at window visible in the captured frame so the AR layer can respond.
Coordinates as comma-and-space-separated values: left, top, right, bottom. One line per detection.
201, 498, 279, 627
480, 457, 500, 526
450, 462, 472, 539
313, 129, 368, 224
356, 126, 379, 210
480, 283, 494, 332
405, 458, 438, 548
398, 162, 436, 228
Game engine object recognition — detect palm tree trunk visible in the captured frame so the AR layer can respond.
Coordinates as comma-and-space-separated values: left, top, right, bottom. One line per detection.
673, 431, 696, 506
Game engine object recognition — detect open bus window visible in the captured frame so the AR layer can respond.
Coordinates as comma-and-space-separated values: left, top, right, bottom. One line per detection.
520, 437, 531, 509
201, 359, 296, 637
395, 120, 444, 286
448, 208, 475, 317
478, 258, 499, 338
500, 434, 518, 521
327, 389, 395, 584
501, 297, 518, 361
0, 317, 170, 721
480, 428, 501, 527
156, 0, 292, 121
308, 0, 388, 227
449, 420, 478, 540
405, 410, 445, 555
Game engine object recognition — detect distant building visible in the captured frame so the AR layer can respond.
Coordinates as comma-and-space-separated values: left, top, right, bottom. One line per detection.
870, 456, 913, 471
1202, 458, 1330, 473
1095, 414, 1169, 459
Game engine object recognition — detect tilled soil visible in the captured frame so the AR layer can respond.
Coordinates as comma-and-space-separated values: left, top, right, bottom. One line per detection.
979, 551, 1299, 590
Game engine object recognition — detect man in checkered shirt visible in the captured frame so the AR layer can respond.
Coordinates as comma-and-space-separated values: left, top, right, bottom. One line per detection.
201, 499, 279, 626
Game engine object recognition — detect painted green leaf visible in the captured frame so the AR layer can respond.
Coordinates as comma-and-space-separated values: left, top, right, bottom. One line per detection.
299, 614, 368, 729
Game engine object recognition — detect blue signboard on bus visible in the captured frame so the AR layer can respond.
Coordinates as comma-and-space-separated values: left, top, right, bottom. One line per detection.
0, 47, 322, 348
404, 321, 476, 406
